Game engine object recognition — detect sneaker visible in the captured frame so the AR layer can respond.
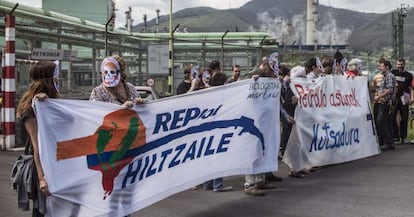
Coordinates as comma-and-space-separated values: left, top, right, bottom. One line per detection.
244, 188, 265, 196
213, 186, 233, 192
288, 171, 305, 178
265, 173, 283, 182
257, 182, 277, 190
381, 145, 395, 151
410, 139, 414, 144
203, 185, 213, 191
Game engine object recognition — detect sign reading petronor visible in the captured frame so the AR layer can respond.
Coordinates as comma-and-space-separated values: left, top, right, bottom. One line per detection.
31, 48, 78, 61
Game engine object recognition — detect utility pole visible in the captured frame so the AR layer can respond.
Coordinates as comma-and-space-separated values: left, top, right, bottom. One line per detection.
125, 6, 133, 32
143, 14, 147, 33
156, 9, 160, 33
392, 4, 408, 59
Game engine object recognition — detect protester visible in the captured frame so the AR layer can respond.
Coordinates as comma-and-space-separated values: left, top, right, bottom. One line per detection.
322, 57, 334, 75
390, 58, 413, 144
333, 49, 347, 75
176, 65, 194, 95
242, 56, 287, 196
279, 65, 295, 156
281, 66, 306, 178
345, 58, 363, 76
374, 60, 396, 151
16, 61, 59, 217
90, 55, 143, 106
304, 57, 325, 79
188, 68, 211, 92
227, 64, 241, 83
202, 60, 233, 193
89, 55, 143, 217
370, 58, 386, 102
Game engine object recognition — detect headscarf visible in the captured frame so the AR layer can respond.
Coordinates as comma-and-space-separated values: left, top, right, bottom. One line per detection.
100, 57, 121, 87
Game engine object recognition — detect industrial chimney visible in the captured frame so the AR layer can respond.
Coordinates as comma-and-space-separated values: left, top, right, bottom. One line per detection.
306, 0, 319, 45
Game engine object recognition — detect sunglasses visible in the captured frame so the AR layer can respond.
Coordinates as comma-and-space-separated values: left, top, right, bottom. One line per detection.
234, 70, 240, 72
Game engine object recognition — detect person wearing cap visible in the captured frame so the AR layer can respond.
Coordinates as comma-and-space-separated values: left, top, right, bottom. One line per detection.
16, 61, 60, 217
90, 55, 143, 107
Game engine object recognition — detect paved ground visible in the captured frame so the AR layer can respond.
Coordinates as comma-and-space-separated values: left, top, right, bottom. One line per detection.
2, 144, 414, 217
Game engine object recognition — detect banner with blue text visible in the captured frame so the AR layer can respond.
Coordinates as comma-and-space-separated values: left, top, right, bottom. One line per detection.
35, 78, 281, 217
283, 76, 380, 171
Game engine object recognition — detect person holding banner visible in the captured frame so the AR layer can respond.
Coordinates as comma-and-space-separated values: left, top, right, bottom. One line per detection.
202, 60, 233, 192
374, 60, 396, 151
242, 56, 283, 196
16, 61, 60, 217
176, 65, 194, 95
345, 58, 363, 77
89, 55, 143, 217
322, 57, 334, 75
188, 68, 211, 92
305, 57, 325, 79
90, 55, 143, 106
227, 64, 241, 83
333, 49, 347, 75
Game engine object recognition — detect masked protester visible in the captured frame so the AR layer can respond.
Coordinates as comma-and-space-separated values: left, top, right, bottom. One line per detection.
90, 56, 143, 107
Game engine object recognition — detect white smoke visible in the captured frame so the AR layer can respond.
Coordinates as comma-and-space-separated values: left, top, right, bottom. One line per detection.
251, 11, 351, 45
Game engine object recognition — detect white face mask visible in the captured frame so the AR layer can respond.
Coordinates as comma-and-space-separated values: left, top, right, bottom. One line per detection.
202, 71, 210, 86
53, 60, 60, 92
102, 66, 121, 87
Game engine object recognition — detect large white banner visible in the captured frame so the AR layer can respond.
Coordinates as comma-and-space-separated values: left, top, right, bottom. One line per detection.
283, 76, 380, 171
35, 78, 281, 217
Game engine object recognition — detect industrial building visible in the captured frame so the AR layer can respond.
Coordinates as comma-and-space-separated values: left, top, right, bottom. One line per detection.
0, 0, 347, 149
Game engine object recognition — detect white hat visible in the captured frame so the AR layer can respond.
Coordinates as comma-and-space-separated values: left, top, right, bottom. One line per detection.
290, 66, 306, 78
347, 58, 362, 72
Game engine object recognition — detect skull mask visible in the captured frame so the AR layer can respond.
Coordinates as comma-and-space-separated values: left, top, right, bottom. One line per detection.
101, 57, 121, 87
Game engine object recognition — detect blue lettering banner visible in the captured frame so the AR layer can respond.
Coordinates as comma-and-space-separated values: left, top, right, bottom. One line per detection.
35, 78, 281, 217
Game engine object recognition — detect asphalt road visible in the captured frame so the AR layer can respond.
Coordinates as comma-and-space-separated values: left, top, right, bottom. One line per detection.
2, 144, 414, 217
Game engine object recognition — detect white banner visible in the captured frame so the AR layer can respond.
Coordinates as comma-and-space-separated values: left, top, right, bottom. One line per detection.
35, 78, 281, 217
283, 76, 380, 171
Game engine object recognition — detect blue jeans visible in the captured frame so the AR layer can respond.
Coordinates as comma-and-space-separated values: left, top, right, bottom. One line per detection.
203, 178, 223, 190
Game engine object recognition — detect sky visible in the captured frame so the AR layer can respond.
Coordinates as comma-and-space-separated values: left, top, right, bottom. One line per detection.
5, 0, 414, 28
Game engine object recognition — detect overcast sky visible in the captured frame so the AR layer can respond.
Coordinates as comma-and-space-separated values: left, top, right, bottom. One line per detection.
6, 0, 414, 27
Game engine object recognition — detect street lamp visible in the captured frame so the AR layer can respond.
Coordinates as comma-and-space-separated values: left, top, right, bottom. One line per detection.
221, 30, 229, 72
156, 9, 160, 33
105, 14, 114, 56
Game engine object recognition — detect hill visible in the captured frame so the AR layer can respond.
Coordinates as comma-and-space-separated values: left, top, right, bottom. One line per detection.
133, 0, 414, 58
348, 8, 414, 59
